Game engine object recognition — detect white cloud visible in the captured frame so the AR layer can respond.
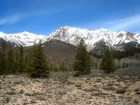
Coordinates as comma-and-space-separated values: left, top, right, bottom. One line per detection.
0, 15, 22, 25
105, 14, 140, 32
80, 14, 140, 33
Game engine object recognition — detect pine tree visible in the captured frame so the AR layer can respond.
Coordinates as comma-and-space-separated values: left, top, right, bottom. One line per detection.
0, 50, 3, 74
123, 61, 125, 68
18, 45, 24, 73
61, 62, 67, 71
100, 48, 116, 73
0, 41, 6, 74
29, 41, 50, 78
6, 48, 14, 73
24, 47, 35, 73
53, 66, 58, 72
126, 63, 128, 67
13, 49, 19, 73
73, 39, 91, 75
61, 62, 65, 71
49, 64, 53, 71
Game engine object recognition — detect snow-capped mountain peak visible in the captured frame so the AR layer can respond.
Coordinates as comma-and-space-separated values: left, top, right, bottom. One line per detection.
0, 31, 46, 47
45, 26, 140, 51
0, 26, 140, 52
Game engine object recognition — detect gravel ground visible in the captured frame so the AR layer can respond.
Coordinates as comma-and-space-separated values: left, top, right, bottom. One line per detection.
0, 67, 140, 105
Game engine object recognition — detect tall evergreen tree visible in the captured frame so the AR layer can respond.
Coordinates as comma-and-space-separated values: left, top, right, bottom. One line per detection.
0, 41, 6, 74
60, 62, 67, 71
13, 49, 19, 73
73, 39, 91, 75
24, 48, 34, 73
18, 45, 24, 73
100, 48, 116, 73
29, 41, 50, 78
49, 64, 53, 71
6, 48, 14, 73
0, 50, 3, 74
123, 61, 125, 68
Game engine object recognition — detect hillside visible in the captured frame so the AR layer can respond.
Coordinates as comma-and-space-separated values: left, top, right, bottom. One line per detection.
41, 39, 96, 67
42, 40, 76, 67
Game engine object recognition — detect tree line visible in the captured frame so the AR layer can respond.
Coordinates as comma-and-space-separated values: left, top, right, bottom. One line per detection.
0, 39, 118, 78
0, 41, 49, 78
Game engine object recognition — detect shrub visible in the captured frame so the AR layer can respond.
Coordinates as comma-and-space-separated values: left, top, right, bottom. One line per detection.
116, 88, 126, 94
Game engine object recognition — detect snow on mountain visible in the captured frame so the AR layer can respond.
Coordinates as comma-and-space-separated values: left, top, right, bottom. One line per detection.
0, 26, 140, 51
0, 31, 46, 47
45, 26, 140, 51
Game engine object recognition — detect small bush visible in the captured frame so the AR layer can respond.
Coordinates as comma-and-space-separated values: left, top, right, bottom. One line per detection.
6, 91, 16, 95
75, 83, 81, 87
104, 86, 116, 90
19, 89, 24, 94
107, 83, 114, 86
116, 88, 126, 94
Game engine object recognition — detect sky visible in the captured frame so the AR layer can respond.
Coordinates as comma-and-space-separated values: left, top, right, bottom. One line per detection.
0, 0, 140, 35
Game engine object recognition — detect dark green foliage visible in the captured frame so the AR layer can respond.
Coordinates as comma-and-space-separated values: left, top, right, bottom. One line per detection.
18, 46, 24, 73
59, 62, 68, 71
0, 50, 3, 74
123, 61, 125, 68
49, 64, 53, 71
0, 41, 6, 74
91, 47, 140, 59
13, 50, 19, 73
0, 41, 49, 77
24, 46, 35, 73
113, 48, 140, 59
126, 63, 128, 67
73, 39, 91, 75
6, 49, 14, 73
29, 41, 50, 78
53, 66, 58, 72
100, 48, 116, 73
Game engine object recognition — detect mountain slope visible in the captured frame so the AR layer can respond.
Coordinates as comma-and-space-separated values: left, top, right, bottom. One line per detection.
45, 26, 140, 52
42, 39, 76, 66
0, 31, 46, 47
0, 26, 140, 53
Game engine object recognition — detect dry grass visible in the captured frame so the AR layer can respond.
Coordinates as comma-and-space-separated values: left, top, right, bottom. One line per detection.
0, 66, 140, 105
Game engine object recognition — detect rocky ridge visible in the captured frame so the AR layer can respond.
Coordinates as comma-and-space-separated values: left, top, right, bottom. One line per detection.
0, 26, 140, 51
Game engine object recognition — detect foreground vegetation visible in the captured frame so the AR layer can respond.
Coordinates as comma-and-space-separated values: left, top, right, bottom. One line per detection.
0, 66, 140, 105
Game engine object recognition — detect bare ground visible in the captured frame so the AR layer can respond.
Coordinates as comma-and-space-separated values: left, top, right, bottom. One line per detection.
0, 67, 140, 105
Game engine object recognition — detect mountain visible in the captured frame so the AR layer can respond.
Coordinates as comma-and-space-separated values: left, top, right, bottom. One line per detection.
42, 40, 76, 66
45, 26, 140, 54
40, 39, 96, 67
0, 31, 45, 47
0, 26, 140, 54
